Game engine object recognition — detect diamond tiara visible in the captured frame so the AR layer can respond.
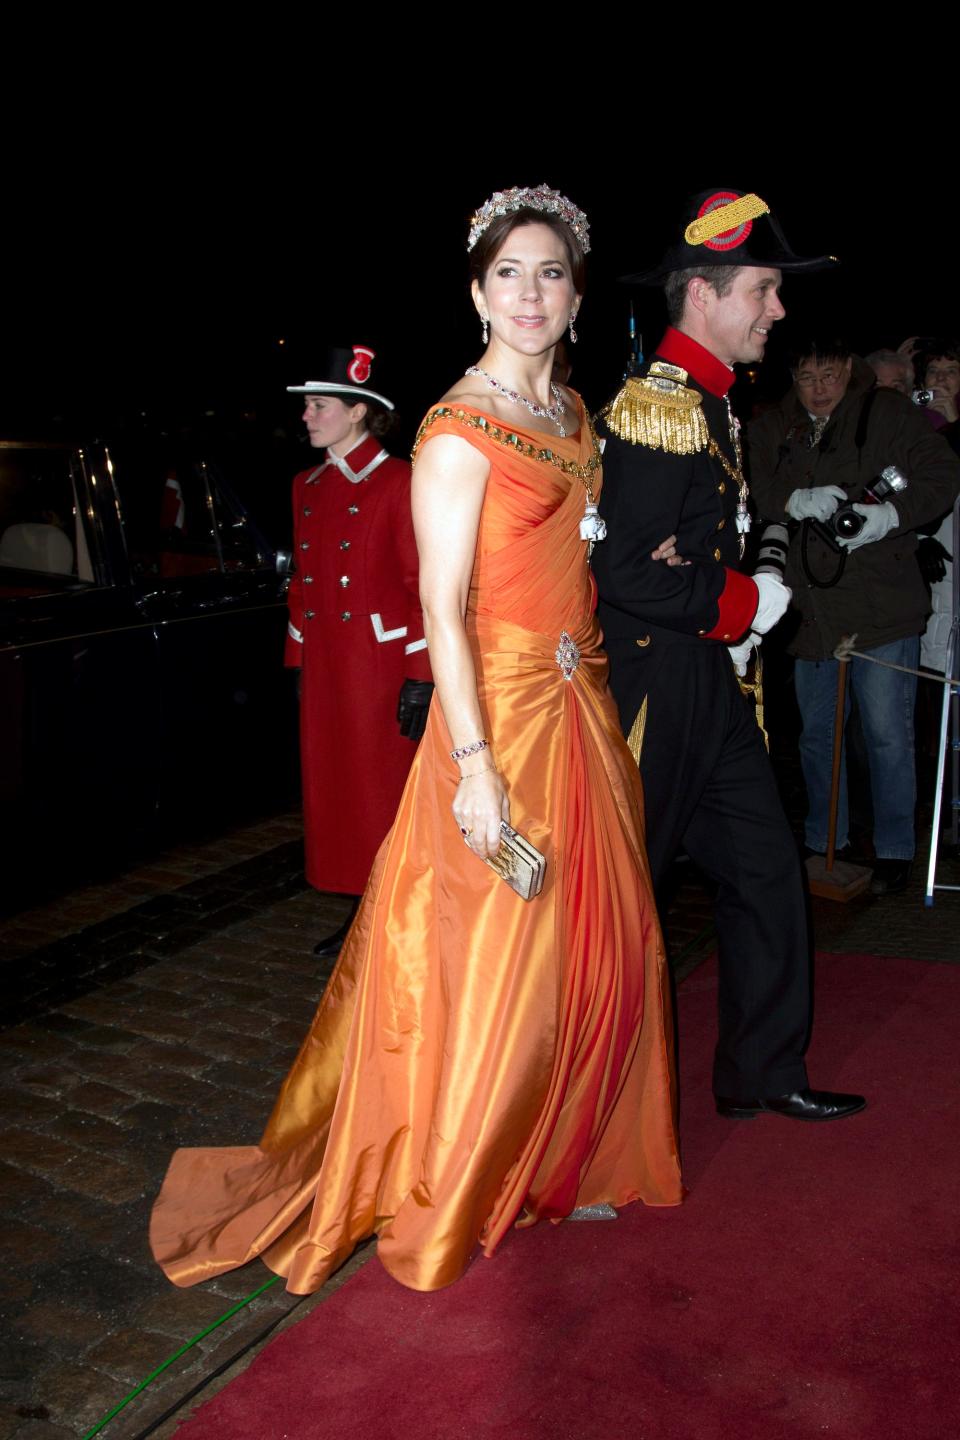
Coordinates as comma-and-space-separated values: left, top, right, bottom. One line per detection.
467, 183, 591, 255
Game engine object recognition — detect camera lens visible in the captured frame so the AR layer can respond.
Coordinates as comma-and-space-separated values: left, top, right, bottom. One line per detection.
833, 506, 864, 538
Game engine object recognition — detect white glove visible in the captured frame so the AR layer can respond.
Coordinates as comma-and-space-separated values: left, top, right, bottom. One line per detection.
752, 573, 792, 635
837, 501, 899, 551
728, 632, 761, 677
785, 486, 847, 522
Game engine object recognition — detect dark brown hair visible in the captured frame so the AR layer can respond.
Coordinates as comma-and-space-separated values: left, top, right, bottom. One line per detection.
469, 208, 586, 294
663, 266, 742, 326
331, 394, 397, 441
358, 399, 397, 441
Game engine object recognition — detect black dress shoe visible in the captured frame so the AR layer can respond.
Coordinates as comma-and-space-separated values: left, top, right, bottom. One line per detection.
869, 858, 912, 896
715, 1088, 867, 1122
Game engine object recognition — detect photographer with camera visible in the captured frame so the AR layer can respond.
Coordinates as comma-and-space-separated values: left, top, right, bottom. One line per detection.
750, 339, 960, 894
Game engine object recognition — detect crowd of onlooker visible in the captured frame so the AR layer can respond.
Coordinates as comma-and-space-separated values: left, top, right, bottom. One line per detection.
743, 335, 959, 894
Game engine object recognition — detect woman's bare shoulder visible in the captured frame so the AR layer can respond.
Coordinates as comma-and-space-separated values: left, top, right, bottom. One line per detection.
413, 409, 491, 476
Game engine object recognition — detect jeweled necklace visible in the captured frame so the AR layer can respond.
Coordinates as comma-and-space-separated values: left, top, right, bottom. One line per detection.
465, 366, 567, 438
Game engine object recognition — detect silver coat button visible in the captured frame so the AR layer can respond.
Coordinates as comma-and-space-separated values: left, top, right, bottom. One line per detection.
304, 575, 314, 584
339, 575, 350, 587
305, 610, 315, 619
300, 541, 310, 551
303, 506, 312, 516
348, 505, 359, 515
340, 540, 351, 550
341, 611, 351, 621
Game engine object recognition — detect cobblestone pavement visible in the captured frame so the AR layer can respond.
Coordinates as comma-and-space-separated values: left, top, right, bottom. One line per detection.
1, 808, 957, 1438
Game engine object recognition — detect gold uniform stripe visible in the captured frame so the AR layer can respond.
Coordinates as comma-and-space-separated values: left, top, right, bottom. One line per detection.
627, 696, 648, 765
684, 193, 770, 247
737, 651, 769, 751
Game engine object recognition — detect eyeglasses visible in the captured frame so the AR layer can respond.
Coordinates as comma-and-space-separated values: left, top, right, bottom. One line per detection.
795, 371, 845, 388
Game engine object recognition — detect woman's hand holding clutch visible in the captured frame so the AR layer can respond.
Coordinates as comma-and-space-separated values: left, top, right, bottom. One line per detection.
454, 769, 510, 861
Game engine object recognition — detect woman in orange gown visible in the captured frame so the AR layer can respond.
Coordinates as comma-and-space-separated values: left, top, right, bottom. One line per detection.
150, 187, 683, 1295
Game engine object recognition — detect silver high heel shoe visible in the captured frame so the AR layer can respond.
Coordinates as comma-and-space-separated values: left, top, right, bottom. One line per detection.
567, 1203, 618, 1221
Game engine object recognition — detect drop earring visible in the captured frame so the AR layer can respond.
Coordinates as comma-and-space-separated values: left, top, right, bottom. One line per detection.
481, 314, 489, 345
569, 312, 578, 345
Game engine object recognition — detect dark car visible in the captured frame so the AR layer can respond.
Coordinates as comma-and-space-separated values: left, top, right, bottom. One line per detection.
0, 435, 298, 900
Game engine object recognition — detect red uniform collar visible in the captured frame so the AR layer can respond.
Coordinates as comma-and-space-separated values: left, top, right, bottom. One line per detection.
657, 327, 735, 398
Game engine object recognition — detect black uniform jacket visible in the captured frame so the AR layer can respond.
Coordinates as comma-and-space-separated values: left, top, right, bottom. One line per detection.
593, 328, 759, 663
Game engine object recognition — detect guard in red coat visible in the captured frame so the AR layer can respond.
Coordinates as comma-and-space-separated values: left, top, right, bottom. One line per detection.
286, 347, 433, 954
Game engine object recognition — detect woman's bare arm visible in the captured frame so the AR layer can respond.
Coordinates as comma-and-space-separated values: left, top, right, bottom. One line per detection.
412, 434, 509, 860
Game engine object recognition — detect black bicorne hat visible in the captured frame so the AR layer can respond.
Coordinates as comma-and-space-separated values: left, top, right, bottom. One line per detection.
287, 345, 394, 409
621, 188, 837, 285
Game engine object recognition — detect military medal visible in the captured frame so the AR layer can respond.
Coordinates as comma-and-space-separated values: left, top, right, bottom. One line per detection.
578, 481, 607, 559
580, 499, 607, 546
725, 396, 751, 556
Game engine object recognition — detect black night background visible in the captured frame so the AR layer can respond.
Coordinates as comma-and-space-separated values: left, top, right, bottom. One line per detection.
4, 140, 951, 547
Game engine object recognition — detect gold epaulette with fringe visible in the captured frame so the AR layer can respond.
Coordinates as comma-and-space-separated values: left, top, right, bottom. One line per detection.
601, 362, 707, 455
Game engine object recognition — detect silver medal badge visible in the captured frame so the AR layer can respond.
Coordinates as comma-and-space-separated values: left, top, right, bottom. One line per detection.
580, 501, 607, 544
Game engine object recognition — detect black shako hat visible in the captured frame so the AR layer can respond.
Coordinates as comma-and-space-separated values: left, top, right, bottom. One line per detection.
287, 344, 394, 409
621, 188, 837, 285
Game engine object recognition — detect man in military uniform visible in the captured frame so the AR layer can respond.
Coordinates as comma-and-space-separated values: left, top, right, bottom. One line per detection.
592, 190, 864, 1122
286, 347, 433, 955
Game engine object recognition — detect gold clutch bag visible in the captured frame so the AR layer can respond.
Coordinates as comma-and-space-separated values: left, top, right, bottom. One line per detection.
484, 822, 546, 901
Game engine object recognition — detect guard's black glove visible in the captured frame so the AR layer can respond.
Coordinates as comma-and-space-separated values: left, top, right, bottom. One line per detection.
916, 536, 952, 587
397, 679, 434, 741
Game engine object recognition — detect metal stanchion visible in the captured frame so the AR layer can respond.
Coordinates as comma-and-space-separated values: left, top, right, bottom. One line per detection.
925, 498, 960, 906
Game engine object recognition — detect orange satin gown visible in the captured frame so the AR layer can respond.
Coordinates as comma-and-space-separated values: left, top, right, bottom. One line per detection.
150, 398, 683, 1295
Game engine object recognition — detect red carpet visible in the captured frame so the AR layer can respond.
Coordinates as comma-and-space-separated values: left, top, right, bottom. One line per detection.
175, 955, 960, 1440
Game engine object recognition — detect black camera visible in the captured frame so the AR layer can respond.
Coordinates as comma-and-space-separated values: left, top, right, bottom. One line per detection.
833, 466, 908, 537
912, 388, 934, 407
803, 468, 910, 582
815, 467, 909, 551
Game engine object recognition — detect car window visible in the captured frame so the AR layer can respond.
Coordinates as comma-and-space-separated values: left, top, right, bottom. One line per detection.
206, 467, 271, 573
112, 452, 270, 580
113, 455, 220, 580
0, 446, 96, 594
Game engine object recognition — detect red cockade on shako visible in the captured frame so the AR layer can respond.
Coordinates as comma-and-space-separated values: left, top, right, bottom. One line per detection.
696, 191, 755, 252
348, 346, 375, 385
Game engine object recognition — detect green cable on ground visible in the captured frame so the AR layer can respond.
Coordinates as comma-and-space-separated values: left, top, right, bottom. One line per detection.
80, 921, 713, 1439
81, 1274, 281, 1440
